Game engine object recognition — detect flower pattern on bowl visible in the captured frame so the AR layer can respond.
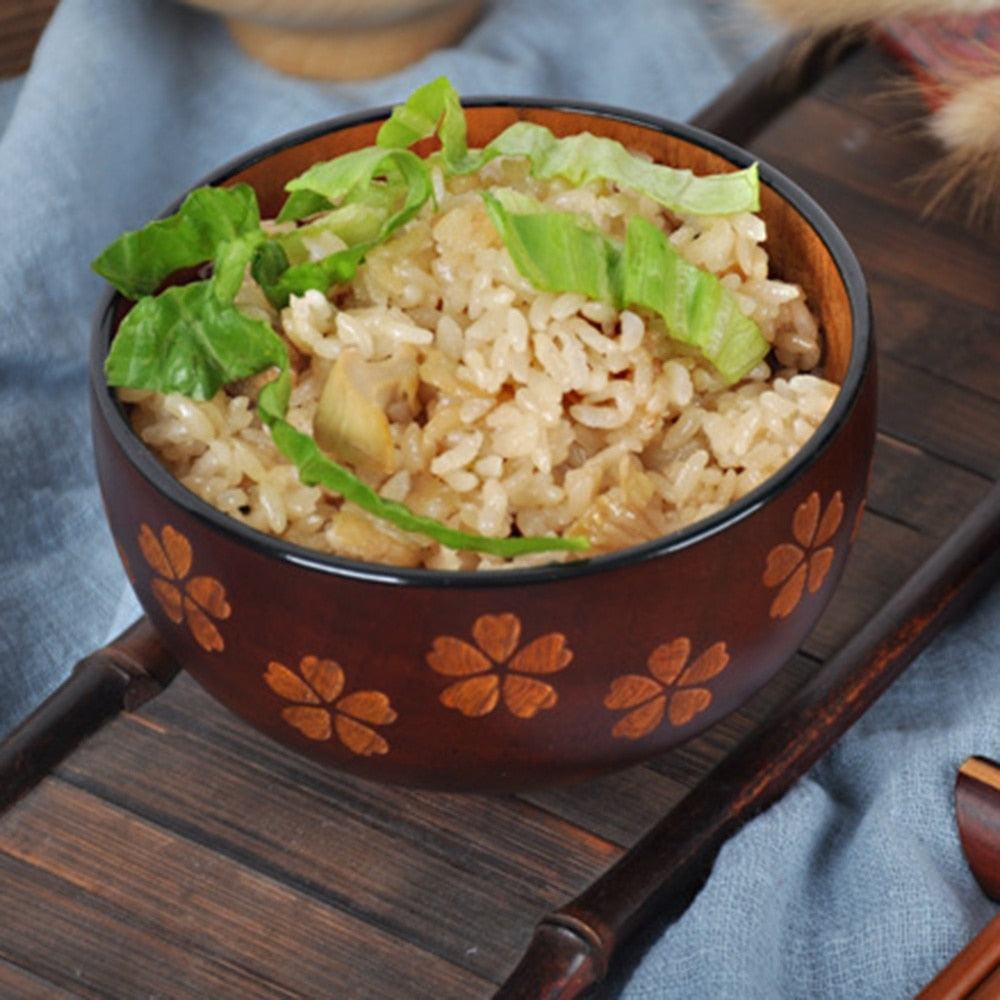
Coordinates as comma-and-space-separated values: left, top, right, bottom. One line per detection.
138, 523, 231, 652
264, 655, 397, 756
427, 612, 573, 719
605, 637, 730, 739
762, 490, 844, 620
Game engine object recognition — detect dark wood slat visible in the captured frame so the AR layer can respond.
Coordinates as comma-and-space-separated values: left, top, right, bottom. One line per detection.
0, 780, 493, 999
49, 694, 623, 984
876, 359, 1000, 477
0, 617, 179, 813
689, 29, 859, 144
0, 958, 78, 1000
812, 39, 912, 122
0, 0, 58, 78
90, 684, 625, 875
869, 273, 1000, 403
865, 435, 991, 536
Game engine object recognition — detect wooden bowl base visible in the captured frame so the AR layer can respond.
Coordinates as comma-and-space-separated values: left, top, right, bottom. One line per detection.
225, 0, 483, 79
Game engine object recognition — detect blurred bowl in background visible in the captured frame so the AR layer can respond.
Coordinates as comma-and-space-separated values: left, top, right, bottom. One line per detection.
175, 0, 485, 79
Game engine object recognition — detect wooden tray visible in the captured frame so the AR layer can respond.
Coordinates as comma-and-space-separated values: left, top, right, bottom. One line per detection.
1, 33, 998, 999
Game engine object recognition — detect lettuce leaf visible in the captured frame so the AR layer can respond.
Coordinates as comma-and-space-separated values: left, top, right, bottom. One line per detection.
482, 191, 624, 307
482, 121, 759, 216
263, 145, 434, 308
261, 405, 589, 558
371, 80, 760, 217
280, 146, 430, 220
375, 75, 477, 172
95, 76, 775, 556
277, 203, 388, 265
104, 278, 287, 400
483, 193, 769, 383
93, 185, 262, 298
623, 216, 769, 381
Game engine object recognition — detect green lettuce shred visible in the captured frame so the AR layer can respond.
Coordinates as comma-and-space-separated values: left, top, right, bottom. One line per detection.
375, 76, 478, 173
481, 191, 625, 308
252, 372, 586, 557
93, 184, 262, 299
94, 75, 774, 558
482, 121, 760, 216
623, 216, 769, 381
104, 279, 286, 400
267, 145, 434, 307
262, 407, 588, 557
482, 193, 769, 383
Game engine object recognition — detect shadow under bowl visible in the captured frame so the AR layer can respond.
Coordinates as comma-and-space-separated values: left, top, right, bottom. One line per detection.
90, 99, 876, 793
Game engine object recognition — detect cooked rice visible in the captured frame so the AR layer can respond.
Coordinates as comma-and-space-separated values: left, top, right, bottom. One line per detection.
122, 155, 838, 570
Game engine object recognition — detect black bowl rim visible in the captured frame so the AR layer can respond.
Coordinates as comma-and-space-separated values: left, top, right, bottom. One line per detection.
90, 95, 873, 590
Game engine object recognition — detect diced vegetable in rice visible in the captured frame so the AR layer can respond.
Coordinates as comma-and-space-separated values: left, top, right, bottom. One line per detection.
99, 78, 837, 570
120, 162, 833, 570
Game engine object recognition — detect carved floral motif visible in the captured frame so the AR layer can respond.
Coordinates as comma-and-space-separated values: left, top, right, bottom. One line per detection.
138, 523, 231, 651
264, 655, 397, 756
427, 613, 572, 718
762, 490, 844, 619
605, 637, 730, 739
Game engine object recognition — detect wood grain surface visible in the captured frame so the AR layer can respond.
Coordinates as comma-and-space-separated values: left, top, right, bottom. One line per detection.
0, 0, 57, 78
1, 31, 998, 1000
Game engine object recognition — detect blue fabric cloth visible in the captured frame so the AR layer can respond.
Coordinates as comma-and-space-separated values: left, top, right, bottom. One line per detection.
2, 3, 997, 998
0, 0, 773, 739
617, 579, 1000, 999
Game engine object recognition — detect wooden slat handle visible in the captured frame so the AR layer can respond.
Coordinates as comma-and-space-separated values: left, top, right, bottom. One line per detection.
956, 757, 1000, 903
0, 617, 178, 813
916, 914, 1000, 999
917, 757, 1000, 999
497, 482, 1000, 1000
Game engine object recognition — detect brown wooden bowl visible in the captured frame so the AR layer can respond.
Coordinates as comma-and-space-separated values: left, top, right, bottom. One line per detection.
89, 100, 876, 792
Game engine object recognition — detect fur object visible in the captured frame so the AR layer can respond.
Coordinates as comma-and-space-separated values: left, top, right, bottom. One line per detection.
750, 0, 996, 31
750, 0, 1000, 223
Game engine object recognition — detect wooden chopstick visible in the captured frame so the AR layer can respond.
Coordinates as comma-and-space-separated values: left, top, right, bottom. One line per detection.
497, 482, 1000, 999
917, 914, 1000, 1000
918, 756, 1000, 999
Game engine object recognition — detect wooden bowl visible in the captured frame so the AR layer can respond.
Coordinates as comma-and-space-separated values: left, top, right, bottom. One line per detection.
175, 0, 485, 79
90, 100, 876, 792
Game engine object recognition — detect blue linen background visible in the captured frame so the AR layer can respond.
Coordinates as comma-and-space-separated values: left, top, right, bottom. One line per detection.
0, 0, 771, 739
0, 2, 997, 997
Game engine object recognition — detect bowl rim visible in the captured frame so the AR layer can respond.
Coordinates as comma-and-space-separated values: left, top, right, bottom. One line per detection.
90, 95, 872, 590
